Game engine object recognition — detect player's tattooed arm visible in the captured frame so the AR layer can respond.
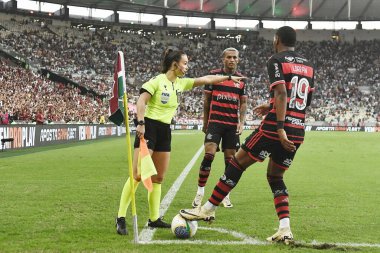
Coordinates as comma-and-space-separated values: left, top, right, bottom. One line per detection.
202, 92, 212, 133
237, 96, 248, 135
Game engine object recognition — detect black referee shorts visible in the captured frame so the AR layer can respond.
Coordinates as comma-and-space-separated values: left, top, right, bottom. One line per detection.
134, 117, 171, 152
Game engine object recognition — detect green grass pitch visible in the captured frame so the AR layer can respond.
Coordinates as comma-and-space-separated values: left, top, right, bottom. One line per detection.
0, 131, 379, 252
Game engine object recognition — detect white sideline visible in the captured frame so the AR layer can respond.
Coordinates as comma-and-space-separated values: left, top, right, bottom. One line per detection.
138, 145, 204, 242
138, 146, 380, 249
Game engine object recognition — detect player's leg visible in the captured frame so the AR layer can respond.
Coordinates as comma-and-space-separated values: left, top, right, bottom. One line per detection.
266, 144, 300, 244
180, 148, 255, 221
220, 127, 240, 208
192, 124, 221, 207
147, 151, 171, 228
181, 130, 266, 221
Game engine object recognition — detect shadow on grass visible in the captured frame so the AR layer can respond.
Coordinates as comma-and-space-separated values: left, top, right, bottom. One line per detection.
292, 242, 362, 251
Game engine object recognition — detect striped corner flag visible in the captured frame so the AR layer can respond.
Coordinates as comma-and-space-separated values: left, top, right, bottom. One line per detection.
109, 51, 126, 126
138, 138, 157, 192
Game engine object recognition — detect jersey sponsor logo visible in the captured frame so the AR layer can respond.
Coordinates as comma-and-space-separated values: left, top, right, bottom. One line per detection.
282, 158, 293, 167
285, 56, 295, 63
295, 57, 307, 63
285, 116, 305, 126
216, 94, 238, 102
274, 63, 281, 78
259, 150, 271, 159
161, 92, 170, 104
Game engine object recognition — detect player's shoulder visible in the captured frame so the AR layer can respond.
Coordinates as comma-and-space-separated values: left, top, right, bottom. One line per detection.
277, 51, 312, 66
233, 71, 245, 78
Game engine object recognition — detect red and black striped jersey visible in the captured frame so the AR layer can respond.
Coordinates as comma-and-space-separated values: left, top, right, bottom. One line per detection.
260, 51, 315, 143
204, 68, 247, 127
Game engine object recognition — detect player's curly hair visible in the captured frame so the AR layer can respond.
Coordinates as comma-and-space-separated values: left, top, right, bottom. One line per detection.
161, 49, 186, 73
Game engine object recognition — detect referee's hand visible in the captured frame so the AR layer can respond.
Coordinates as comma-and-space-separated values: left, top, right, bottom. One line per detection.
231, 76, 246, 84
136, 125, 145, 139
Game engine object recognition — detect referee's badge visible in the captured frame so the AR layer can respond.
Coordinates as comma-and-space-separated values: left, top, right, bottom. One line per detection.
161, 92, 170, 104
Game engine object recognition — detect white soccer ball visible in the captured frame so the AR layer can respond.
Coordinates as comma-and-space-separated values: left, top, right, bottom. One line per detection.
171, 214, 198, 239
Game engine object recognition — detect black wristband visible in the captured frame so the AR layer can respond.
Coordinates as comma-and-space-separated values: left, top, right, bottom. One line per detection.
227, 75, 232, 80
276, 121, 285, 130
137, 120, 145, 126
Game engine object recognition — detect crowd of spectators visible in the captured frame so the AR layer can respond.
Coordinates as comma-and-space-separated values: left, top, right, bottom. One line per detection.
0, 19, 378, 126
0, 58, 107, 124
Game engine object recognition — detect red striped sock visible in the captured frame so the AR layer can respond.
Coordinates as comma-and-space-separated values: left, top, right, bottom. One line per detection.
209, 158, 243, 206
274, 195, 290, 220
197, 153, 214, 187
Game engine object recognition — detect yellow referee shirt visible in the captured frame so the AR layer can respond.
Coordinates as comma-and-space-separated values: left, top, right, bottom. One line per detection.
142, 74, 194, 124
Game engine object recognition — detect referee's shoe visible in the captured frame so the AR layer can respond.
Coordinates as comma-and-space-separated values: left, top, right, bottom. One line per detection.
148, 217, 171, 228
116, 217, 128, 235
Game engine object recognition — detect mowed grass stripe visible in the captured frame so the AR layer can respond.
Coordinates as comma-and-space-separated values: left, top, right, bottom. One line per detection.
0, 131, 379, 253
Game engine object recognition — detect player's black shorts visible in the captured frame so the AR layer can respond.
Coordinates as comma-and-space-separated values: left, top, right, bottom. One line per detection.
204, 123, 240, 151
134, 117, 171, 152
241, 129, 301, 170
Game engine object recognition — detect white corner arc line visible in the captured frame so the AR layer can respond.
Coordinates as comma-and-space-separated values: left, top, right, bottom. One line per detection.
138, 145, 204, 242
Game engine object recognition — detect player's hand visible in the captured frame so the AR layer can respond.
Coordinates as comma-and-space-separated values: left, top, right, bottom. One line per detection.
202, 125, 207, 134
253, 104, 270, 117
277, 129, 296, 152
236, 122, 244, 135
231, 76, 246, 84
136, 125, 145, 139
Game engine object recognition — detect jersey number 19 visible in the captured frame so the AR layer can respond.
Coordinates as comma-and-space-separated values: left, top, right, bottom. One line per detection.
289, 76, 310, 110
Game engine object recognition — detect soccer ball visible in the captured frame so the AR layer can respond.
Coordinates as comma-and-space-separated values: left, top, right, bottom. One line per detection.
171, 214, 198, 239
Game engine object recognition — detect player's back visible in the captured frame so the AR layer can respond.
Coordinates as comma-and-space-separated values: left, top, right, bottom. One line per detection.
261, 51, 315, 143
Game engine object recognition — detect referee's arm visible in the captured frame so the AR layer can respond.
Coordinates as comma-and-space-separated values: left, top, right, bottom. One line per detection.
193, 75, 244, 87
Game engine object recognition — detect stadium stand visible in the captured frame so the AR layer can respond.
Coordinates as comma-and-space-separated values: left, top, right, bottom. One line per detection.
0, 18, 378, 126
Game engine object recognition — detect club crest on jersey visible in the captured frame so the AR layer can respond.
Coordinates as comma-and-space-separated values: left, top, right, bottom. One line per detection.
161, 92, 170, 104
285, 56, 295, 63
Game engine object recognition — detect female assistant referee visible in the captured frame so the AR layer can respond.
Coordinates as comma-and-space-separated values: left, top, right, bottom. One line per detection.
116, 49, 245, 235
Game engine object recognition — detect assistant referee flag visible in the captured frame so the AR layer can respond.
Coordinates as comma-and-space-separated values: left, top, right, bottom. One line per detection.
138, 138, 157, 192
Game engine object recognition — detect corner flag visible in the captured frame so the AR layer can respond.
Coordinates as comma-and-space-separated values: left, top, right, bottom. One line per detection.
138, 138, 157, 192
109, 51, 139, 243
109, 52, 126, 126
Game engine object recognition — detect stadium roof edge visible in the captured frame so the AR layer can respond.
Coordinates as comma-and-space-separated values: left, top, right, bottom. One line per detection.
31, 0, 380, 21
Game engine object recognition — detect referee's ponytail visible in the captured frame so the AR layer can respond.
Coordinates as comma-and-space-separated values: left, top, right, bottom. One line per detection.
161, 49, 186, 73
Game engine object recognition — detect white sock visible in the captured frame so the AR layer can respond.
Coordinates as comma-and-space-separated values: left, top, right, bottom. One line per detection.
197, 186, 205, 195
203, 201, 217, 212
279, 218, 290, 229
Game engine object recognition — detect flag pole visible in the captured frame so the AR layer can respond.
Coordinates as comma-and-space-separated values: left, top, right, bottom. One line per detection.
120, 53, 139, 244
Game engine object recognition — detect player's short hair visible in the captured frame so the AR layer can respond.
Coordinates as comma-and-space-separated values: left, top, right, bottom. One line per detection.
276, 26, 296, 47
222, 47, 239, 58
161, 49, 186, 73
